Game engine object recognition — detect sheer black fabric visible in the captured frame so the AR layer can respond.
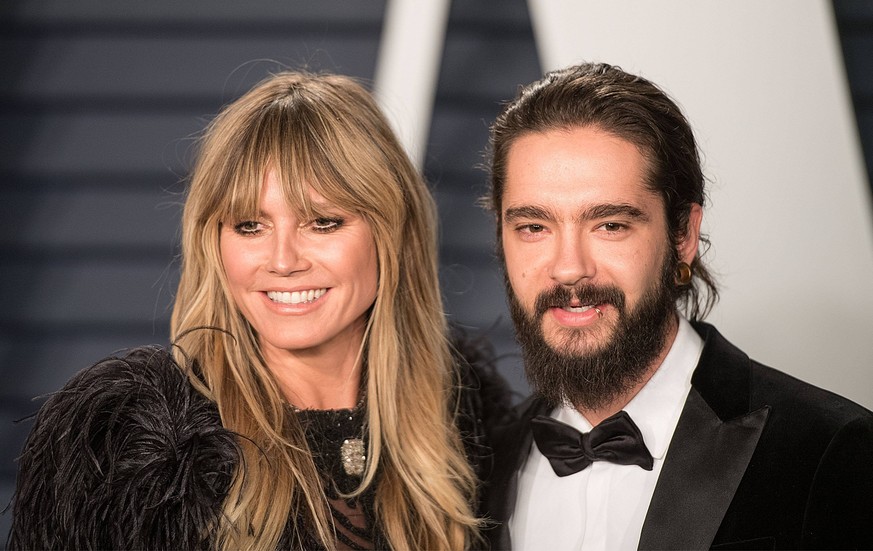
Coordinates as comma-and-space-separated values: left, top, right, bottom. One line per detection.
279, 405, 386, 550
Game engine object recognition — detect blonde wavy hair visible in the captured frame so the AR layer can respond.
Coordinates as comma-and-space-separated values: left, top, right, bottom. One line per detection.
171, 71, 479, 550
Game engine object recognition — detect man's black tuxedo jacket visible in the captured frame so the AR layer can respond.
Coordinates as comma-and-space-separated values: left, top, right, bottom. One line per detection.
482, 322, 873, 550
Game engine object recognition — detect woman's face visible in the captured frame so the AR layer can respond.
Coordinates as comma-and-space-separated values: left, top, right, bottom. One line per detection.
220, 169, 378, 361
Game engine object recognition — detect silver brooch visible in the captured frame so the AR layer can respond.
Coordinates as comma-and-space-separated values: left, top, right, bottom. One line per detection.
341, 438, 366, 476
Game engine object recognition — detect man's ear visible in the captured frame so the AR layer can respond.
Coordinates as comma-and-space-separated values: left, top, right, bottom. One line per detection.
678, 203, 703, 264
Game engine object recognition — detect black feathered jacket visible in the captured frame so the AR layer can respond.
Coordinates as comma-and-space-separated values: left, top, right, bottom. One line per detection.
7, 338, 512, 550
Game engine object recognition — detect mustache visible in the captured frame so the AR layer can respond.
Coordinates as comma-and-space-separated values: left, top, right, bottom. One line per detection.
533, 284, 626, 318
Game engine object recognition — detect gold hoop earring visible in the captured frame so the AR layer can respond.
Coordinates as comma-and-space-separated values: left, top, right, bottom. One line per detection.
676, 262, 692, 286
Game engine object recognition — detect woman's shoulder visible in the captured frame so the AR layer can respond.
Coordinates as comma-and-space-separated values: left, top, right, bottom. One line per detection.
8, 345, 238, 550
29, 345, 217, 427
61, 344, 183, 382
26, 345, 190, 397
449, 325, 518, 467
450, 326, 516, 426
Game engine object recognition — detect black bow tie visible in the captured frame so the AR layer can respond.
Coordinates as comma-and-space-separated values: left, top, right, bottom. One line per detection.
531, 410, 654, 477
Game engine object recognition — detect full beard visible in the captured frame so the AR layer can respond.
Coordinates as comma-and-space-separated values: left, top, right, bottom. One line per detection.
507, 255, 679, 411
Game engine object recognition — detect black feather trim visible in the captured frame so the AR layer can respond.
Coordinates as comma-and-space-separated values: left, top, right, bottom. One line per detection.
7, 346, 239, 550
7, 333, 514, 549
449, 324, 516, 489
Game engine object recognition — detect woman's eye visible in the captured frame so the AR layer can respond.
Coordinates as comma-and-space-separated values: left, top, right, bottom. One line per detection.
312, 217, 344, 232
233, 221, 262, 235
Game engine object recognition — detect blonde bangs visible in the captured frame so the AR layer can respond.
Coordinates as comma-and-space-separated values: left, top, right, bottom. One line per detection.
214, 96, 398, 230
275, 99, 403, 226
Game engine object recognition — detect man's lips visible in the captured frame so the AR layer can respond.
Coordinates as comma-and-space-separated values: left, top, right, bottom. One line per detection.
559, 304, 601, 314
548, 303, 605, 326
534, 284, 624, 318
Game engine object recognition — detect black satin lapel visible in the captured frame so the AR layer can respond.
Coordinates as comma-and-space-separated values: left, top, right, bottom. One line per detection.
638, 389, 770, 550
483, 397, 549, 551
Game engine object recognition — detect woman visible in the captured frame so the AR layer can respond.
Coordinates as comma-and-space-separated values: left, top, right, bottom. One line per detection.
8, 72, 506, 550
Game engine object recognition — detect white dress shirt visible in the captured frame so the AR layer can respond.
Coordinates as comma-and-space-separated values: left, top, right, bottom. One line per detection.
509, 317, 704, 551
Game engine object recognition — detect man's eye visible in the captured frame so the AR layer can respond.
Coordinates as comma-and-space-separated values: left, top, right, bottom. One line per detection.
312, 217, 344, 232
520, 224, 545, 233
602, 222, 626, 232
233, 221, 262, 235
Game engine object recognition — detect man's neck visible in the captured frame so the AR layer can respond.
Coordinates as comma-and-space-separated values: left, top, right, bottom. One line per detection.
577, 314, 681, 426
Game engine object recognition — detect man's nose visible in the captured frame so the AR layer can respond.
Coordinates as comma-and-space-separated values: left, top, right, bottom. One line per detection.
547, 232, 595, 287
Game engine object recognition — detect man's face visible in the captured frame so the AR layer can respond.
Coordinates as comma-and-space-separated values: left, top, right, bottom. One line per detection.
500, 126, 699, 409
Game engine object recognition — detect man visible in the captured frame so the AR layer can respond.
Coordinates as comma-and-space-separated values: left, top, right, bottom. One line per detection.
482, 63, 873, 550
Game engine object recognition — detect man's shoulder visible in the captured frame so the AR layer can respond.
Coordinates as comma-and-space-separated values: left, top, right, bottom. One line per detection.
486, 395, 549, 457
693, 321, 872, 427
486, 394, 551, 434
694, 330, 873, 550
749, 360, 873, 425
513, 394, 551, 421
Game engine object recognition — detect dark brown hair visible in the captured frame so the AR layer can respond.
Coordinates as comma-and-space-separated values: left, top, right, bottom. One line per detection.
487, 62, 718, 319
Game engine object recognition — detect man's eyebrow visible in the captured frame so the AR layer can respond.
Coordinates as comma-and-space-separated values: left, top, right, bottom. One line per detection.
579, 203, 649, 222
503, 203, 649, 223
503, 205, 556, 223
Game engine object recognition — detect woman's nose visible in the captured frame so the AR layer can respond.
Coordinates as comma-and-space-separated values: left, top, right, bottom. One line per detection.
266, 230, 311, 275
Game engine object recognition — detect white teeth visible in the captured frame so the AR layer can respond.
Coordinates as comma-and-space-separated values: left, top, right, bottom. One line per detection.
564, 305, 594, 313
266, 288, 327, 304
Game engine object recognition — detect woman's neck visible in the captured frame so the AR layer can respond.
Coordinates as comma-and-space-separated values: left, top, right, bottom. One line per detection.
261, 331, 365, 410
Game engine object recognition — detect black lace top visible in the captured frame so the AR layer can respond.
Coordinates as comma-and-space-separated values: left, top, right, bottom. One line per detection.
280, 404, 386, 550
